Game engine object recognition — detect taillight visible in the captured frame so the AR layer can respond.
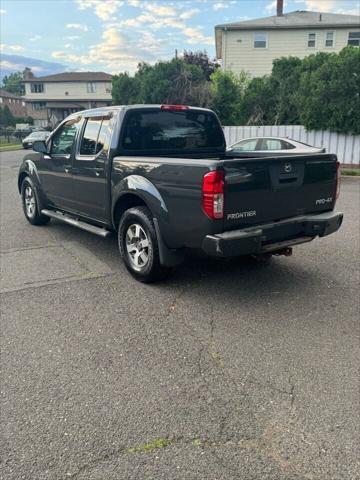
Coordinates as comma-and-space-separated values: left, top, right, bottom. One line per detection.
202, 170, 224, 219
160, 105, 189, 111
335, 161, 341, 199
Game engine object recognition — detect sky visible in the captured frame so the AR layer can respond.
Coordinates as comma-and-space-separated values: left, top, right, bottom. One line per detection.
1, 0, 359, 76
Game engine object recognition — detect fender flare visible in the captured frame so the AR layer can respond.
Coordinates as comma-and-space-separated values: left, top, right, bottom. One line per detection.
18, 159, 41, 192
111, 175, 169, 228
18, 159, 47, 211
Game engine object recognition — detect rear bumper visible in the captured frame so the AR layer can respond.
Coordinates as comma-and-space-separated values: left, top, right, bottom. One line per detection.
202, 211, 343, 257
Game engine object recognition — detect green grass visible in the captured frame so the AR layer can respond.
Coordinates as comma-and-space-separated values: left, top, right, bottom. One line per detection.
341, 168, 360, 176
128, 438, 171, 454
0, 143, 22, 152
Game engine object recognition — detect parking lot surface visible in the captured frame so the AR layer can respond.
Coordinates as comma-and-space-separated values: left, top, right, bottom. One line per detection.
1, 149, 359, 480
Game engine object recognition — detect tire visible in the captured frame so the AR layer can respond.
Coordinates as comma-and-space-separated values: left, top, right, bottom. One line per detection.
118, 206, 170, 283
21, 176, 50, 226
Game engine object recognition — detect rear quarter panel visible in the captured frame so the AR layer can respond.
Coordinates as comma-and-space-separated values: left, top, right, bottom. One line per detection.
111, 156, 222, 248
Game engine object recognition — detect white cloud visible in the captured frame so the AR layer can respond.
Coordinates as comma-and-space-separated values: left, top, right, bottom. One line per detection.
0, 9, 6, 14
76, 0, 123, 21
295, 0, 359, 14
144, 3, 177, 16
179, 8, 200, 20
120, 12, 156, 27
213, 2, 228, 11
182, 26, 213, 45
0, 59, 45, 72
30, 35, 42, 42
66, 23, 88, 31
0, 43, 25, 52
127, 0, 141, 6
52, 26, 162, 73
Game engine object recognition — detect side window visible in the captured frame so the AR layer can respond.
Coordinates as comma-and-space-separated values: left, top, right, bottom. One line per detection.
308, 32, 316, 48
79, 115, 113, 158
281, 140, 295, 150
80, 118, 102, 155
51, 119, 80, 155
262, 139, 282, 150
233, 139, 258, 151
348, 31, 360, 46
96, 118, 111, 154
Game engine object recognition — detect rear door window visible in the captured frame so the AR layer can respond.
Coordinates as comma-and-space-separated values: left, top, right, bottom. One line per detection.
77, 115, 113, 161
121, 109, 225, 154
80, 118, 102, 155
261, 139, 283, 150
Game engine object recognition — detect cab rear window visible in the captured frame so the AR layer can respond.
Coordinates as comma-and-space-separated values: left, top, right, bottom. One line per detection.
121, 109, 225, 154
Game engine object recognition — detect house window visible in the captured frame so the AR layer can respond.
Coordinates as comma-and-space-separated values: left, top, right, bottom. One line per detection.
325, 32, 334, 47
87, 82, 96, 93
30, 83, 44, 93
308, 33, 316, 48
348, 31, 360, 46
254, 33, 267, 48
32, 102, 46, 110
22, 101, 26, 106
0, 98, 3, 103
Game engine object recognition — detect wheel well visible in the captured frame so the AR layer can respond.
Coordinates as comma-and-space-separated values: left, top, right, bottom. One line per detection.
113, 193, 147, 229
18, 173, 27, 193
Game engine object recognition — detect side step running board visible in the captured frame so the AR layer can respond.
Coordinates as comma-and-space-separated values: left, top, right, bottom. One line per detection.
41, 209, 111, 238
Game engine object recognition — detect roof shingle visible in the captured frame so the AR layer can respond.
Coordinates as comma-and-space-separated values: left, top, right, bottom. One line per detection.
215, 10, 360, 30
23, 72, 113, 82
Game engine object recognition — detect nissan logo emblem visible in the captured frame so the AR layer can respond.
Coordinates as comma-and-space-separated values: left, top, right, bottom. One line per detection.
284, 162, 292, 173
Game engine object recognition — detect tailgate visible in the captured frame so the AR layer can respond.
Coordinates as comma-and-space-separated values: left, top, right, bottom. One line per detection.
222, 154, 338, 230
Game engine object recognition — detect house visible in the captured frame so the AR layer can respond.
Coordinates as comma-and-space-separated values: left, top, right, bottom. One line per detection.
215, 2, 360, 77
0, 89, 27, 118
22, 69, 113, 127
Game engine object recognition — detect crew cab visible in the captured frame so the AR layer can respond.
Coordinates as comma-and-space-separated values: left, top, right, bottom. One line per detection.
18, 105, 343, 282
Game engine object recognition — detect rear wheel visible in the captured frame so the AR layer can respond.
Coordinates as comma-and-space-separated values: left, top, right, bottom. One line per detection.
21, 177, 50, 225
118, 206, 170, 283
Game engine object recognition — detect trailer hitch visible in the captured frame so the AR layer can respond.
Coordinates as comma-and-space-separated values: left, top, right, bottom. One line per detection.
273, 247, 293, 256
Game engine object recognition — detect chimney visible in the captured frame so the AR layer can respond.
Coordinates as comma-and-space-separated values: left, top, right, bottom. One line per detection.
23, 67, 34, 80
277, 0, 284, 16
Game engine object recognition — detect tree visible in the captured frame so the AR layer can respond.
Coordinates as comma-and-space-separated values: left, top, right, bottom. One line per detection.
112, 59, 212, 108
240, 76, 277, 125
210, 70, 248, 125
182, 50, 219, 81
269, 56, 303, 124
0, 105, 16, 126
1, 72, 24, 96
112, 72, 141, 105
296, 47, 360, 134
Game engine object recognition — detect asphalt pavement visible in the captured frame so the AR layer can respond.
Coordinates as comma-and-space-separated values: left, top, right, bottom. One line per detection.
1, 149, 359, 480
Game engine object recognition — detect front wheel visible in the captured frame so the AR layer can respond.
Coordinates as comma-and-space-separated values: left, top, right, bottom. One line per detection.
118, 206, 170, 283
21, 177, 50, 225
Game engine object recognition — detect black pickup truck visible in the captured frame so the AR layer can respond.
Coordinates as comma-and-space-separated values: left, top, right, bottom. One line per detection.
18, 105, 343, 282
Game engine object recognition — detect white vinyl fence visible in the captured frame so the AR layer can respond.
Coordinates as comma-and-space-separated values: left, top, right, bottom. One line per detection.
223, 125, 360, 166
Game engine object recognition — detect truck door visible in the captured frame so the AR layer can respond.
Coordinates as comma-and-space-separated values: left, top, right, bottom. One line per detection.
70, 113, 115, 222
39, 117, 81, 211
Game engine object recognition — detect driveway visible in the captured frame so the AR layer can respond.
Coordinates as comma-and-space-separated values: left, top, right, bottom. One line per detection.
1, 149, 359, 480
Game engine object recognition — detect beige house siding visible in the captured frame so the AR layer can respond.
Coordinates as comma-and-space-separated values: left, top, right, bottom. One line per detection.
24, 81, 112, 101
222, 28, 356, 76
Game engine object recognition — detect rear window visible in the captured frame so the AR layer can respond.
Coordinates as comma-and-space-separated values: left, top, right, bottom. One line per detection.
121, 109, 225, 154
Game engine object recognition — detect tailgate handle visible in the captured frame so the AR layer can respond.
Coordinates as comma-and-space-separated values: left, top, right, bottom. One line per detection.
279, 177, 297, 184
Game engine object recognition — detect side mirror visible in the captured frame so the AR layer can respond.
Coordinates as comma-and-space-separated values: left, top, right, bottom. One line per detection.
32, 141, 47, 154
